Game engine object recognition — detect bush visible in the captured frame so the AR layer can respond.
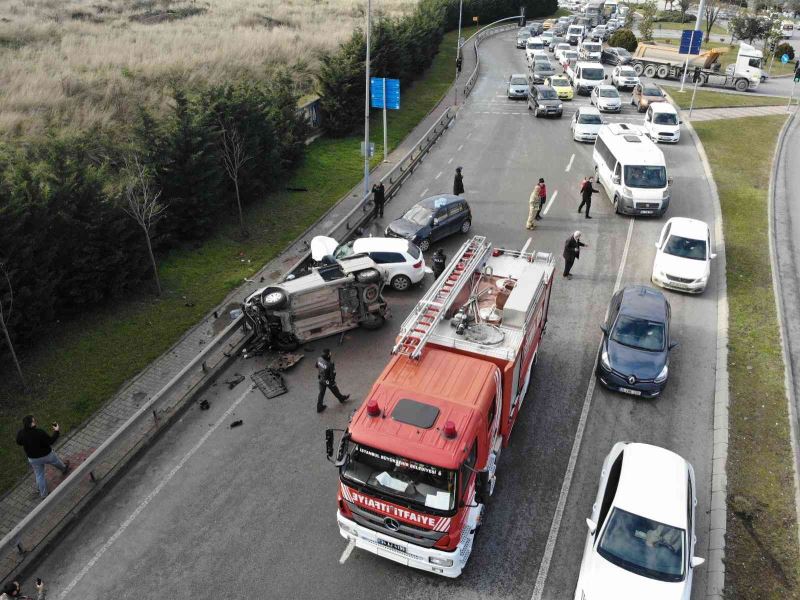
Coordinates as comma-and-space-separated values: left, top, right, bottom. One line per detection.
654, 10, 696, 22
775, 42, 795, 61
609, 28, 638, 51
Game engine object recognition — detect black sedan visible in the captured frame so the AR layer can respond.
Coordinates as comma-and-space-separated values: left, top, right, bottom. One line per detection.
595, 286, 677, 398
385, 195, 471, 252
601, 46, 632, 65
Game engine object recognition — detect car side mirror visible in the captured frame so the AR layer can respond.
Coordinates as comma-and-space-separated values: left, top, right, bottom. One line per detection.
431, 218, 438, 226
669, 341, 679, 350
691, 556, 706, 568
654, 241, 660, 249
600, 324, 608, 334
668, 177, 674, 185
710, 253, 718, 259
604, 74, 608, 79
586, 518, 598, 535
612, 175, 620, 184
679, 120, 684, 125
476, 470, 492, 503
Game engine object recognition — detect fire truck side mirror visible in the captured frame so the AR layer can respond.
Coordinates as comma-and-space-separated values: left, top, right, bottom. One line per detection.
325, 429, 334, 459
476, 471, 491, 503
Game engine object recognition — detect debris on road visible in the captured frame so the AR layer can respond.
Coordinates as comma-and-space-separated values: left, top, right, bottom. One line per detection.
251, 368, 287, 399
224, 373, 245, 390
199, 399, 210, 410
263, 352, 304, 372
230, 420, 243, 428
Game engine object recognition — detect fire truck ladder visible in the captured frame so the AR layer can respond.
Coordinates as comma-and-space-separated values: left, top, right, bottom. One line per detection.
392, 235, 492, 360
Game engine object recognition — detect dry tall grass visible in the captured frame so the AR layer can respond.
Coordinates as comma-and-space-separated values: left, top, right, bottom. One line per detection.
0, 0, 418, 135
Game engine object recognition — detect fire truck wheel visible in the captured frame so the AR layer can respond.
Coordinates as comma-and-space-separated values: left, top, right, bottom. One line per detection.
362, 283, 380, 303
356, 268, 381, 284
360, 312, 385, 331
274, 332, 299, 351
261, 287, 288, 309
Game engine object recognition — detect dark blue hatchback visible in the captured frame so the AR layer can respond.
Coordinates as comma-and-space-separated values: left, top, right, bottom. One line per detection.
595, 286, 677, 398
385, 195, 472, 252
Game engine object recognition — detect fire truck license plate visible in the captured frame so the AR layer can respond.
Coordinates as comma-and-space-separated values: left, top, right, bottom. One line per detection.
378, 539, 407, 553
620, 387, 642, 396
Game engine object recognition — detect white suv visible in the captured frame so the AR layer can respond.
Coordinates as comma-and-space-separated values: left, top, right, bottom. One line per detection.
644, 102, 682, 143
311, 235, 425, 291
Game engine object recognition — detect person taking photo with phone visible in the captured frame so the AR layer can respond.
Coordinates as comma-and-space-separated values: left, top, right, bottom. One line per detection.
16, 415, 71, 499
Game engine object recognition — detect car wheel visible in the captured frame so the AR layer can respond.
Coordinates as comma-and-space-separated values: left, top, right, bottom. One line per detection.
417, 238, 431, 252
359, 311, 386, 331
362, 283, 381, 303
390, 274, 412, 291
460, 219, 472, 234
274, 331, 300, 351
261, 287, 288, 309
356, 268, 382, 284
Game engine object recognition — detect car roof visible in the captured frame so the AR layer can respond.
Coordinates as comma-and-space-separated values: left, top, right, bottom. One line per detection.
511, 73, 528, 79
535, 84, 556, 91
578, 106, 602, 115
642, 84, 664, 94
419, 194, 464, 210
664, 217, 709, 240
352, 237, 411, 254
614, 443, 689, 528
650, 102, 678, 114
596, 84, 618, 91
619, 285, 668, 320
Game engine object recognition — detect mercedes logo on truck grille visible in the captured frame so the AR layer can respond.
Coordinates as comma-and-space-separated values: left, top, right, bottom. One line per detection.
384, 517, 400, 531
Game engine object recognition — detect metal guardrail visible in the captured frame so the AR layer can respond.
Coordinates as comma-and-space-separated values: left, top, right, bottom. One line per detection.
464, 18, 523, 98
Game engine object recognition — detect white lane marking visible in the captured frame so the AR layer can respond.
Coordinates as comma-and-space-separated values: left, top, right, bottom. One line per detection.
457, 144, 464, 152
448, 157, 454, 164
565, 153, 575, 172
435, 171, 442, 180
58, 386, 255, 599
467, 132, 473, 139
339, 538, 356, 564
542, 190, 559, 216
420, 188, 429, 198
530, 217, 635, 600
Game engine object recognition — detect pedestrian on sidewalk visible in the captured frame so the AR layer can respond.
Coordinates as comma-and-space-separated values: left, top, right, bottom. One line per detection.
578, 175, 599, 219
563, 231, 587, 279
456, 55, 463, 74
16, 415, 70, 498
535, 178, 547, 220
316, 349, 350, 414
371, 181, 385, 219
453, 167, 465, 196
1, 579, 46, 600
527, 180, 543, 229
432, 248, 447, 279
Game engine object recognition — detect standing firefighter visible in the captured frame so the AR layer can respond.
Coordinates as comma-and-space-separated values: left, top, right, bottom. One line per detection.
432, 248, 447, 279
453, 167, 465, 196
527, 180, 543, 230
371, 181, 385, 219
316, 349, 350, 413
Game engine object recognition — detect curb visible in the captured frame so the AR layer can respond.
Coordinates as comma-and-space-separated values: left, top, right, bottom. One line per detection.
682, 116, 730, 600
767, 109, 800, 554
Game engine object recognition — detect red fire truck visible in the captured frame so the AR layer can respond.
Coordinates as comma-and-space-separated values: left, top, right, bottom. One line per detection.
325, 236, 555, 577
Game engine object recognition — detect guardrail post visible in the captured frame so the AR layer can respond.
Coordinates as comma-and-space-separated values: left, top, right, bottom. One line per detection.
201, 360, 208, 374
89, 471, 96, 483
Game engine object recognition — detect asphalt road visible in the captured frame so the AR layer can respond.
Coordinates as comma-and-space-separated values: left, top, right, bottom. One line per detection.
27, 32, 721, 600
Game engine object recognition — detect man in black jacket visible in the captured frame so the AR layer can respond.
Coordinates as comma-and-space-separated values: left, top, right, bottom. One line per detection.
371, 181, 385, 218
578, 175, 599, 218
16, 415, 70, 498
563, 231, 587, 279
316, 349, 350, 413
453, 167, 465, 196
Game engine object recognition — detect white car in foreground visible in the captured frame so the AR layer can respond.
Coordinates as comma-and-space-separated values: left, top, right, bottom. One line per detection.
311, 235, 425, 291
571, 106, 605, 142
611, 65, 640, 90
651, 217, 715, 293
644, 102, 682, 143
591, 85, 622, 112
574, 442, 705, 600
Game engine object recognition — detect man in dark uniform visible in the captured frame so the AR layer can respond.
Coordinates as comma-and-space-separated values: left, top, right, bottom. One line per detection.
562, 231, 587, 279
456, 55, 463, 74
371, 181, 385, 218
431, 248, 447, 279
453, 167, 465, 196
316, 349, 349, 413
578, 175, 599, 218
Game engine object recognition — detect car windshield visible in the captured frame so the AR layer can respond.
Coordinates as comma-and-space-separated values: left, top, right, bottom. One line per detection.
402, 204, 433, 227
568, 26, 582, 33
619, 68, 636, 77
565, 52, 578, 59
584, 43, 601, 51
527, 41, 545, 49
624, 165, 667, 188
643, 86, 664, 97
511, 76, 528, 85
334, 241, 355, 259
539, 88, 558, 98
535, 64, 554, 72
599, 88, 618, 97
578, 113, 603, 124
582, 67, 605, 80
664, 234, 707, 260
654, 112, 678, 125
598, 508, 686, 583
611, 314, 666, 351
616, 48, 631, 57
551, 77, 570, 86
342, 443, 457, 512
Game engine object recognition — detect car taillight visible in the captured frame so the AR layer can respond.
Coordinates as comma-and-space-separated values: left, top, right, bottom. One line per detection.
413, 260, 422, 269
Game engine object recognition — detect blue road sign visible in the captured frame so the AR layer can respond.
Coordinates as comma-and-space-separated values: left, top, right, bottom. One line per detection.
679, 29, 703, 55
782, 53, 790, 64
370, 78, 401, 110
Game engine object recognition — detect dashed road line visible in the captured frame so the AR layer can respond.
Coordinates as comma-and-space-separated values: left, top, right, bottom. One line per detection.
542, 190, 558, 216
565, 154, 575, 172
457, 144, 464, 152
420, 188, 429, 197
435, 171, 442, 179
339, 538, 356, 564
448, 157, 453, 164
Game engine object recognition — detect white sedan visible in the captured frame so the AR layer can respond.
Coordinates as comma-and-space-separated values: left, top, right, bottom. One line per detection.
554, 43, 573, 62
574, 442, 705, 600
591, 85, 622, 112
651, 217, 716, 293
571, 106, 605, 142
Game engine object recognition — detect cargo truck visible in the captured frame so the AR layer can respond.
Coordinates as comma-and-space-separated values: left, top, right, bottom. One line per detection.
326, 236, 555, 577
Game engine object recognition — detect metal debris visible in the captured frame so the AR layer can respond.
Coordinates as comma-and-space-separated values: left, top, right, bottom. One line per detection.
230, 420, 243, 428
251, 368, 288, 399
224, 373, 246, 390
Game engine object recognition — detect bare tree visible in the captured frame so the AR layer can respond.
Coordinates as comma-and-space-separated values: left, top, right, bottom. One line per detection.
121, 156, 167, 296
704, 0, 723, 42
219, 120, 252, 238
0, 262, 26, 390
678, 0, 691, 22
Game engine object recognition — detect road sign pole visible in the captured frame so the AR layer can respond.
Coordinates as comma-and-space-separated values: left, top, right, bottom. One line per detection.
789, 78, 797, 113
689, 77, 700, 117
680, 54, 690, 92
383, 78, 388, 162
363, 0, 371, 198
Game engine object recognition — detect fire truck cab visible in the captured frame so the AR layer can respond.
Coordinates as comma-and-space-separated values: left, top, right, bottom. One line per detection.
327, 236, 555, 577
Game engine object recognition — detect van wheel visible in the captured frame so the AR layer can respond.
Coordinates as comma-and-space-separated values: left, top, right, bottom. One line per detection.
261, 287, 288, 309
461, 219, 472, 234
390, 275, 412, 291
274, 332, 299, 351
613, 195, 621, 214
356, 268, 381, 284
360, 312, 385, 331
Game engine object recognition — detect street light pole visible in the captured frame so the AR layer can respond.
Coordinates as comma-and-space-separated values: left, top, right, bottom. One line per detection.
454, 0, 463, 105
680, 0, 706, 93
363, 0, 372, 198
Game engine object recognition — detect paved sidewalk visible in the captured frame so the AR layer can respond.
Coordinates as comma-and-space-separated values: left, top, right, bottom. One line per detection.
686, 105, 795, 121
0, 30, 478, 580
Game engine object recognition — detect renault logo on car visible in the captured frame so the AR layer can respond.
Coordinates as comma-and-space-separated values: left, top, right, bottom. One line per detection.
384, 517, 400, 531
628, 375, 636, 385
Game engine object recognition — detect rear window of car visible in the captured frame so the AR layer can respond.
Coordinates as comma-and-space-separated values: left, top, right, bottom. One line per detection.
407, 243, 421, 259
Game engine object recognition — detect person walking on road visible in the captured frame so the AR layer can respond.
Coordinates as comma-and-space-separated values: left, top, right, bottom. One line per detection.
535, 178, 547, 221
456, 55, 463, 74
578, 175, 599, 219
432, 248, 447, 279
453, 167, 465, 196
371, 181, 385, 219
16, 415, 70, 498
562, 231, 587, 279
527, 180, 543, 229
2, 579, 46, 600
316, 349, 350, 414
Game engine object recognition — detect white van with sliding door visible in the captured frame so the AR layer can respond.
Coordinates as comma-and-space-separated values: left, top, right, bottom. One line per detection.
593, 123, 671, 217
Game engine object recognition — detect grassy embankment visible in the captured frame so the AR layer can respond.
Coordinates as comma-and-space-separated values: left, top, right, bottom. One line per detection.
694, 115, 800, 599
669, 88, 792, 109
654, 20, 727, 35
0, 25, 479, 494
